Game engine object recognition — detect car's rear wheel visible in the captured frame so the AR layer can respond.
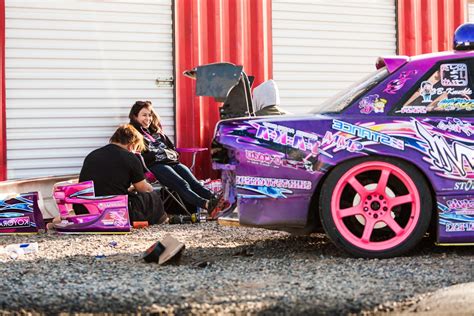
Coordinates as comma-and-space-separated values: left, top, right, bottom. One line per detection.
320, 157, 432, 258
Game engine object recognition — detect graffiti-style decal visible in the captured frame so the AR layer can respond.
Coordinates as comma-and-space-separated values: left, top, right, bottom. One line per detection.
0, 192, 43, 233
236, 176, 312, 190
0, 212, 25, 218
383, 70, 417, 95
0, 202, 33, 212
255, 122, 320, 154
437, 118, 473, 136
321, 131, 364, 152
415, 121, 474, 177
440, 63, 468, 87
438, 201, 474, 232
237, 185, 293, 199
446, 198, 474, 211
70, 187, 95, 198
332, 120, 404, 150
359, 94, 387, 114
102, 210, 128, 227
436, 98, 474, 111
0, 195, 34, 213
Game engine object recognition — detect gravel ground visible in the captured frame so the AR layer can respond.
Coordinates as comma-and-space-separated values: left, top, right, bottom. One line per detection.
0, 222, 473, 315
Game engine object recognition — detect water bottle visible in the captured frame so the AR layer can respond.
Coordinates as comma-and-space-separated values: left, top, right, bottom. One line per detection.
190, 213, 198, 223
1, 242, 39, 259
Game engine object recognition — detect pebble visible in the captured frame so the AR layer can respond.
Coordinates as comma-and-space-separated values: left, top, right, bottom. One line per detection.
0, 222, 472, 314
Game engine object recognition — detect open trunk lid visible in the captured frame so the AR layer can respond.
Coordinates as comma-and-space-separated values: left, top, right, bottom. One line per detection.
184, 62, 254, 119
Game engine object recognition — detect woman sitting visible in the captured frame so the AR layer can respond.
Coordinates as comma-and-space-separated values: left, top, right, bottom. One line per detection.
129, 100, 219, 213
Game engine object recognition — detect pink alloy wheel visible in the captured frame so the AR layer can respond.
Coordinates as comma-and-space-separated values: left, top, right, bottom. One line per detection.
331, 161, 421, 251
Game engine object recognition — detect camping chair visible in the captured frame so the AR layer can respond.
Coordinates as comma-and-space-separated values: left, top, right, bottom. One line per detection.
52, 180, 130, 234
143, 171, 194, 217
135, 153, 196, 217
136, 146, 223, 219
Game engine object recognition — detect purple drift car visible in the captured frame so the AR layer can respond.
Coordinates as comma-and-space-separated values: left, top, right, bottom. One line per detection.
187, 23, 474, 258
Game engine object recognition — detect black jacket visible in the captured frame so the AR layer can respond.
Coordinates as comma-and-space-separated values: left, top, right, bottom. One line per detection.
131, 122, 179, 167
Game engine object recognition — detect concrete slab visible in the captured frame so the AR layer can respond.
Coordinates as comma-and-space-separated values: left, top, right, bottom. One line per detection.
389, 282, 474, 315
0, 175, 78, 219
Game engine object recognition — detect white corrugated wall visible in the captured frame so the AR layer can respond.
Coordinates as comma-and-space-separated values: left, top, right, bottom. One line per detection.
5, 0, 174, 179
272, 0, 397, 114
470, 2, 474, 21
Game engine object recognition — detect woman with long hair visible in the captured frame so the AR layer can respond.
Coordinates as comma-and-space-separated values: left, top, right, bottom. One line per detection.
129, 100, 219, 213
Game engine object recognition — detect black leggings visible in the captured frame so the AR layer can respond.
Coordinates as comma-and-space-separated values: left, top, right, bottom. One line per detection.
149, 163, 213, 209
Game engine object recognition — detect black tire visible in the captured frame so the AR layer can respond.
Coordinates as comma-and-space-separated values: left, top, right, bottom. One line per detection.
319, 156, 432, 258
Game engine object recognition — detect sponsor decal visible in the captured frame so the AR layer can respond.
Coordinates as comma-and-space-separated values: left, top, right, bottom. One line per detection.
0, 216, 31, 229
245, 150, 315, 172
400, 105, 427, 114
415, 121, 474, 177
97, 201, 127, 209
419, 81, 472, 104
332, 120, 404, 150
454, 180, 474, 191
437, 118, 473, 136
358, 94, 387, 114
446, 222, 474, 232
236, 176, 312, 190
383, 70, 417, 95
440, 63, 468, 87
443, 87, 473, 96
419, 76, 472, 103
246, 150, 283, 166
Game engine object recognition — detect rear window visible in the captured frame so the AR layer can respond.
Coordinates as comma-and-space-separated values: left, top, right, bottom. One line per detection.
394, 59, 474, 115
310, 67, 389, 114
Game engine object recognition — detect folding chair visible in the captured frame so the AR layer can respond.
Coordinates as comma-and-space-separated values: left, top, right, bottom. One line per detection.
137, 150, 210, 219
143, 171, 194, 216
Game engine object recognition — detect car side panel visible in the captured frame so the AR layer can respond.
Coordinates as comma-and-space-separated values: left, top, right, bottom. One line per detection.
213, 114, 473, 230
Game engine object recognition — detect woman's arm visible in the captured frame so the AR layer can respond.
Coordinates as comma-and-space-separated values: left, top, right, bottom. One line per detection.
163, 133, 177, 150
142, 151, 156, 166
